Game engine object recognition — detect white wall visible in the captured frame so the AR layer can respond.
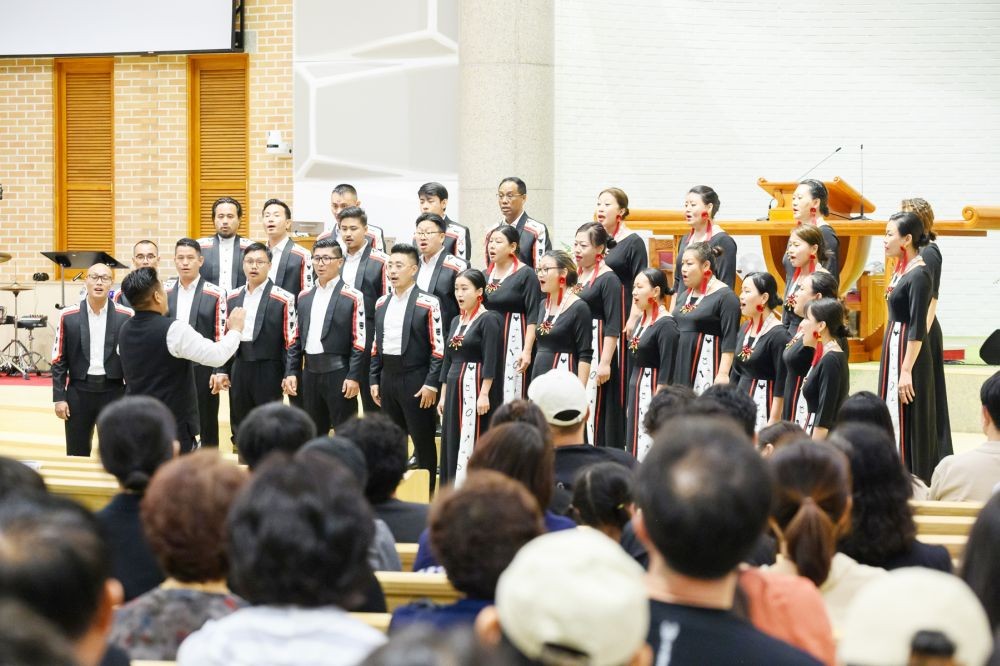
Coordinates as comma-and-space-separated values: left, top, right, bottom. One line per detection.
554, 0, 1000, 336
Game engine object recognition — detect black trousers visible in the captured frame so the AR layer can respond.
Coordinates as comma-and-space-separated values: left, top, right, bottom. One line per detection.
193, 365, 219, 447
229, 358, 285, 437
380, 356, 437, 494
64, 380, 125, 456
303, 366, 358, 435
359, 332, 380, 415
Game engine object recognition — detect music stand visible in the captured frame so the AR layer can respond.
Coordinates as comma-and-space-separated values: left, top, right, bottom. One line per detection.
40, 251, 128, 309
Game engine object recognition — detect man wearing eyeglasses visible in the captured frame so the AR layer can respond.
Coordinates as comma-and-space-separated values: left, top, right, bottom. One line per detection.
415, 212, 468, 331
281, 238, 366, 434
113, 239, 160, 307
51, 262, 134, 456
483, 176, 551, 269
212, 242, 298, 442
199, 196, 252, 292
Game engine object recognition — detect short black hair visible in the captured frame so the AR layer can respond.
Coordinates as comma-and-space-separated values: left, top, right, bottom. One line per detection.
0, 599, 77, 666
332, 183, 358, 198
235, 403, 316, 470
635, 417, 771, 579
262, 198, 291, 219
121, 266, 161, 308
174, 237, 202, 255
300, 435, 368, 488
982, 371, 1000, 427
0, 494, 111, 639
417, 182, 448, 200
695, 385, 758, 439
312, 237, 343, 257
243, 241, 272, 263
836, 390, 895, 440
390, 243, 420, 265
211, 196, 242, 219
642, 385, 696, 436
227, 452, 373, 608
335, 415, 407, 504
338, 205, 368, 226
415, 212, 447, 233
0, 457, 46, 502
499, 177, 527, 195
97, 396, 175, 493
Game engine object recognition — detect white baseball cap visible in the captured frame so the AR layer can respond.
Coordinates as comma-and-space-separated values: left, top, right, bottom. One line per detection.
527, 369, 588, 426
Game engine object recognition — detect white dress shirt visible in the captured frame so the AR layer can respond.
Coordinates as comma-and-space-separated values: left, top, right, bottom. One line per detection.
305, 277, 340, 354
382, 284, 412, 355
175, 278, 198, 325
86, 300, 108, 375
416, 249, 442, 292
217, 235, 237, 291
241, 281, 267, 342
342, 243, 366, 288
267, 237, 290, 282
166, 322, 242, 367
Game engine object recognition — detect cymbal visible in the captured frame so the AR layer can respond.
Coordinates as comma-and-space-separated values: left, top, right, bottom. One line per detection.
0, 252, 11, 264
0, 283, 34, 293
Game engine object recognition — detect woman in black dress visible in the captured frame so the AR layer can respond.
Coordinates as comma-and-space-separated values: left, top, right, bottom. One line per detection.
437, 269, 503, 486
731, 272, 789, 431
782, 270, 839, 427
528, 250, 593, 386
484, 225, 541, 403
672, 242, 741, 394
878, 211, 938, 482
782, 224, 832, 332
574, 222, 625, 448
791, 178, 839, 274
595, 187, 647, 315
901, 197, 954, 462
671, 185, 737, 306
799, 298, 850, 439
625, 268, 678, 460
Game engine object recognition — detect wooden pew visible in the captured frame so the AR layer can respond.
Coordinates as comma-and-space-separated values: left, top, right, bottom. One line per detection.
375, 571, 459, 612
396, 543, 418, 571
910, 500, 983, 564
396, 469, 430, 504
911, 500, 984, 518
353, 612, 392, 633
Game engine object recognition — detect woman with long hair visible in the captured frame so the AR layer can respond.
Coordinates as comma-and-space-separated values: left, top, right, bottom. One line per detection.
791, 179, 839, 274
782, 224, 832, 332
782, 271, 839, 427
799, 298, 850, 440
961, 492, 1000, 632
672, 186, 738, 303
732, 272, 789, 430
528, 250, 593, 385
595, 187, 647, 310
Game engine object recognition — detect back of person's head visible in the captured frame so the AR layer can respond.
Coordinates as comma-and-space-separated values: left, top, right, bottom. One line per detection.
430, 471, 543, 599
235, 402, 316, 470
769, 441, 852, 587
962, 492, 1000, 632
362, 626, 509, 666
982, 370, 1000, 430
634, 418, 771, 579
695, 384, 757, 438
227, 452, 373, 609
120, 266, 160, 307
469, 422, 553, 511
300, 435, 369, 488
96, 396, 175, 493
757, 421, 806, 456
0, 600, 78, 666
0, 457, 46, 501
489, 400, 551, 445
141, 450, 248, 583
642, 385, 696, 436
334, 415, 406, 503
571, 462, 633, 535
830, 423, 915, 567
835, 390, 895, 440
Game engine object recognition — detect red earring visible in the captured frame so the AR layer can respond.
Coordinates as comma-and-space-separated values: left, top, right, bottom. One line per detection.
756, 304, 764, 312
704, 269, 712, 278
813, 331, 821, 340
702, 211, 709, 220
477, 295, 483, 304
648, 297, 656, 305
810, 207, 817, 214
558, 276, 566, 286
596, 253, 604, 262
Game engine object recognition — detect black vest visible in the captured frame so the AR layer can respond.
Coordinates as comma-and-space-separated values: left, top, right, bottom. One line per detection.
119, 311, 199, 442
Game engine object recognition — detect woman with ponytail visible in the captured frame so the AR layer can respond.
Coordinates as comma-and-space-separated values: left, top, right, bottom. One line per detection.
768, 441, 886, 634
791, 179, 839, 274
595, 187, 647, 310
672, 242, 741, 394
625, 268, 679, 459
782, 225, 832, 332
732, 272, 790, 431
878, 211, 940, 482
799, 298, 850, 440
574, 223, 626, 448
782, 271, 840, 427
528, 250, 593, 386
672, 186, 738, 304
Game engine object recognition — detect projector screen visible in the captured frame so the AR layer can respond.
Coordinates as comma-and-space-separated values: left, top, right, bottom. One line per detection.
0, 0, 236, 57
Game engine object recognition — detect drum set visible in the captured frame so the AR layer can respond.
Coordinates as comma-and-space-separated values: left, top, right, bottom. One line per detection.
0, 252, 47, 377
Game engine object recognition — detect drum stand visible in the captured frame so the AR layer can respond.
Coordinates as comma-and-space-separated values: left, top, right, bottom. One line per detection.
0, 287, 30, 379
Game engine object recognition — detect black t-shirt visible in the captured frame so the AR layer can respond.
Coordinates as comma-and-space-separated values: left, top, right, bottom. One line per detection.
553, 444, 637, 489
646, 601, 822, 666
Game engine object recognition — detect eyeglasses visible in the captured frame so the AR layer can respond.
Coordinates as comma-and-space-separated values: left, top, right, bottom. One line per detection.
535, 266, 559, 276
311, 255, 343, 264
243, 259, 270, 267
414, 230, 444, 238
134, 254, 157, 262
87, 274, 112, 283
497, 193, 524, 202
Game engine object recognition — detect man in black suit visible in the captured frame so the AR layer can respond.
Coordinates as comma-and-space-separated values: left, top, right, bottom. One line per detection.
417, 182, 472, 263
214, 242, 298, 438
51, 262, 133, 456
113, 239, 159, 307
199, 196, 251, 292
261, 198, 313, 298
484, 176, 552, 269
283, 237, 366, 435
415, 212, 467, 332
327, 183, 386, 251
165, 238, 228, 447
371, 243, 444, 493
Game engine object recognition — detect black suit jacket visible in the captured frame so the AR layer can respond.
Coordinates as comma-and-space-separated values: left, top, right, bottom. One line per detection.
286, 279, 367, 381
51, 298, 133, 402
484, 211, 551, 268
443, 215, 473, 263
222, 280, 297, 372
270, 237, 313, 299
198, 234, 252, 290
370, 287, 444, 389
421, 251, 467, 332
164, 277, 227, 346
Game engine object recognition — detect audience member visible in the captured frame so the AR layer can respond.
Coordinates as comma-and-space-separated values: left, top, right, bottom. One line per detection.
95, 396, 175, 601
634, 418, 821, 664
363, 627, 508, 666
178, 452, 386, 665
698, 383, 759, 439
109, 450, 249, 660
930, 370, 1000, 501
489, 399, 552, 444
839, 568, 992, 666
475, 529, 652, 666
234, 402, 316, 470
390, 471, 543, 632
767, 440, 886, 633
757, 421, 806, 457
831, 423, 952, 572
961, 491, 1000, 632
0, 456, 47, 500
571, 462, 649, 569
640, 384, 696, 436
335, 415, 429, 543
0, 599, 78, 666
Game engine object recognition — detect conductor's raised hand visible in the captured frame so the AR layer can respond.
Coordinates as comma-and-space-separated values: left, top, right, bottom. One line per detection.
226, 307, 247, 333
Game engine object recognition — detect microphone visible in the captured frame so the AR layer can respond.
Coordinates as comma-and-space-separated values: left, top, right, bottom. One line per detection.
796, 146, 842, 182
852, 143, 869, 220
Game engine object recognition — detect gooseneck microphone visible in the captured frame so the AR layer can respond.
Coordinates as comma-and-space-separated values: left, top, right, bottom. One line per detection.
796, 146, 842, 182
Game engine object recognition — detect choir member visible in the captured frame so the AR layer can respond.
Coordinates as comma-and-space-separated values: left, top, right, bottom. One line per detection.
529, 250, 593, 385
791, 179, 839, 274
781, 271, 839, 427
799, 298, 850, 439
671, 242, 740, 395
437, 269, 503, 485
417, 182, 472, 263
327, 183, 386, 251
672, 186, 737, 304
485, 177, 552, 269
625, 268, 679, 460
484, 225, 541, 402
415, 212, 468, 331
113, 240, 159, 307
261, 199, 313, 298
595, 187, 647, 309
199, 196, 252, 292
782, 224, 832, 332
731, 272, 789, 431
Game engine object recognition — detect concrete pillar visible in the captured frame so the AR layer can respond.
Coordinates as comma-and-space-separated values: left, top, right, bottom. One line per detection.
458, 0, 555, 255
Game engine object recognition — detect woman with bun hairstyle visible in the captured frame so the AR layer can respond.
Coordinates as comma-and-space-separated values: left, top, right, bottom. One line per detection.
732, 272, 790, 431
782, 271, 840, 427
528, 250, 593, 386
672, 241, 740, 394
799, 298, 850, 440
901, 197, 953, 462
437, 269, 503, 485
878, 211, 939, 482
626, 268, 679, 459
791, 179, 839, 274
595, 187, 647, 314
672, 186, 738, 304
574, 222, 625, 448
782, 224, 832, 332
484, 225, 542, 402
